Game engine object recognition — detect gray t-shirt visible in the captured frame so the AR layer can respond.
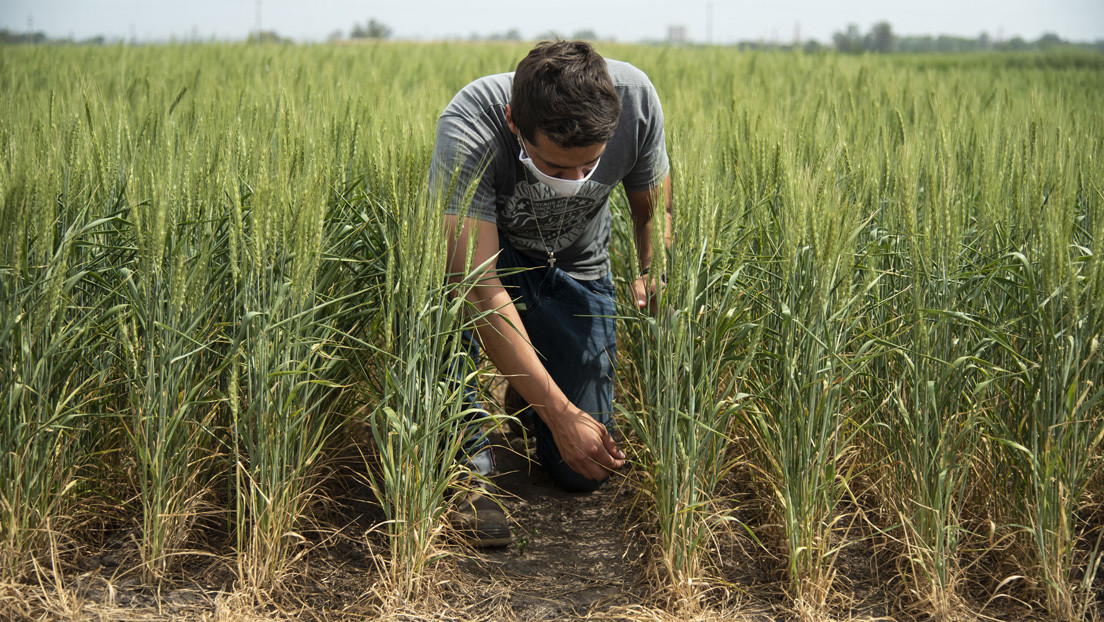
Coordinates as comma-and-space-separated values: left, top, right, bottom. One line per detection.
429, 59, 669, 280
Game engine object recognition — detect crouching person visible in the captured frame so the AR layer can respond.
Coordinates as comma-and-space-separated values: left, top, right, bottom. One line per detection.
429, 40, 670, 546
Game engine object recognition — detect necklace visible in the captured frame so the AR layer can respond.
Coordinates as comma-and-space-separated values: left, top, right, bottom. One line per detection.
518, 137, 572, 268
531, 201, 570, 268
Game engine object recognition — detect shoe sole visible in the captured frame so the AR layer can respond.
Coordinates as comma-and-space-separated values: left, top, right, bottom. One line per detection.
453, 489, 513, 547
463, 534, 512, 548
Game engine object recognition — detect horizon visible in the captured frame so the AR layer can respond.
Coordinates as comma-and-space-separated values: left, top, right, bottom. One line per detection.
2, 1, 1102, 46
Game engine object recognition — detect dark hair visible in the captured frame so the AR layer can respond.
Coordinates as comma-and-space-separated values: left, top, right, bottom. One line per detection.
510, 40, 621, 148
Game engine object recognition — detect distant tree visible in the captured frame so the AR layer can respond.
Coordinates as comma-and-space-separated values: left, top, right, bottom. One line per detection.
326, 30, 343, 42
486, 28, 522, 41
898, 35, 934, 53
833, 23, 861, 53
803, 39, 823, 54
1036, 33, 1062, 49
351, 18, 392, 39
865, 21, 895, 53
573, 29, 599, 41
933, 35, 975, 53
1, 28, 47, 44
978, 31, 991, 50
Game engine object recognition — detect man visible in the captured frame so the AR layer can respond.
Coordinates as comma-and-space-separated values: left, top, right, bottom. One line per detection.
429, 40, 669, 546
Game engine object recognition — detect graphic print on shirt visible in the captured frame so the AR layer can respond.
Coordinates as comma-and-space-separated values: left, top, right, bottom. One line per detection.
496, 175, 609, 261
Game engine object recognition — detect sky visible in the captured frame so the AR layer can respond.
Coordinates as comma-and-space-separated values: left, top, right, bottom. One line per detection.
2, 0, 1102, 45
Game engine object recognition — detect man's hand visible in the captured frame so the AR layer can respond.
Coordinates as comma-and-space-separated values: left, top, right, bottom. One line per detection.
544, 407, 625, 482
627, 176, 671, 316
633, 273, 664, 314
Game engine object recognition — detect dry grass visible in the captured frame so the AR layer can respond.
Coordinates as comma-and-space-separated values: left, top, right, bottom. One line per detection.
0, 479, 1078, 622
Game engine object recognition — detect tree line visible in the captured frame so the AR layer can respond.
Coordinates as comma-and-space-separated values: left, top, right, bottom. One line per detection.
4, 20, 1103, 54
824, 21, 1103, 54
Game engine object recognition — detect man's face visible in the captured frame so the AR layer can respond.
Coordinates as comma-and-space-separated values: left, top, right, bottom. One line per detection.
519, 132, 606, 181
506, 105, 606, 181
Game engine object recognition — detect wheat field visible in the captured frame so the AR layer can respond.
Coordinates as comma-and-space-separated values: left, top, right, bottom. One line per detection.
1, 42, 1102, 621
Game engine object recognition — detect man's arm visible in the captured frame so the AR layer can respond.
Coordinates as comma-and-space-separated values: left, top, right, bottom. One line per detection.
626, 174, 672, 312
444, 214, 625, 481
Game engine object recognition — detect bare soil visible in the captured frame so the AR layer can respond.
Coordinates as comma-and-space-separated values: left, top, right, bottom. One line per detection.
454, 430, 651, 619
2, 425, 1084, 621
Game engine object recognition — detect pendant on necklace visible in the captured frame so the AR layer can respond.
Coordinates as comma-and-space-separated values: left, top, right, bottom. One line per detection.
547, 252, 556, 268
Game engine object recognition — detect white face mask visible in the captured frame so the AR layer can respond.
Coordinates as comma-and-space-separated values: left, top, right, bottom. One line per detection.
518, 139, 600, 197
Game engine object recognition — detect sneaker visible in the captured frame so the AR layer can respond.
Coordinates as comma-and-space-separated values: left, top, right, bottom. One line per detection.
452, 485, 512, 547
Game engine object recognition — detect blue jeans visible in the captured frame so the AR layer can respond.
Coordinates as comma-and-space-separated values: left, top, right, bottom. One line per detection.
461, 236, 618, 493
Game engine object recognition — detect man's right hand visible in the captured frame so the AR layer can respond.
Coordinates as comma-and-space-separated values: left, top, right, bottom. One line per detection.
543, 407, 626, 482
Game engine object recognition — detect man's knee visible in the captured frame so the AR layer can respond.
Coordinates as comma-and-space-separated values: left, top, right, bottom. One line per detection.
549, 463, 605, 493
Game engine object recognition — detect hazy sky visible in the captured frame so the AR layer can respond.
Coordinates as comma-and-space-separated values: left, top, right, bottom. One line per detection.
2, 0, 1102, 44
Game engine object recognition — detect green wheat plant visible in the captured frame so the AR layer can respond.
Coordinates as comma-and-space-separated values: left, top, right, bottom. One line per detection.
870, 232, 989, 617
861, 136, 996, 617
344, 140, 498, 600
617, 145, 758, 605
0, 203, 111, 578
987, 162, 1104, 621
739, 151, 875, 619
221, 118, 349, 594
114, 153, 227, 581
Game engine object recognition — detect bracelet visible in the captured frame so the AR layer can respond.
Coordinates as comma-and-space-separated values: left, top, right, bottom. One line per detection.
639, 266, 667, 283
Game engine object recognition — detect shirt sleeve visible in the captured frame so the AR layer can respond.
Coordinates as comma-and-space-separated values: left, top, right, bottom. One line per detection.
428, 112, 499, 223
620, 80, 669, 193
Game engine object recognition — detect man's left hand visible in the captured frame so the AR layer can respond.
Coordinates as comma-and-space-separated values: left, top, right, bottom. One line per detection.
633, 274, 663, 314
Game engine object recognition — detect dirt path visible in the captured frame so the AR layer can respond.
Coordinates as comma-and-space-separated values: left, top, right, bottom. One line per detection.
455, 430, 650, 620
